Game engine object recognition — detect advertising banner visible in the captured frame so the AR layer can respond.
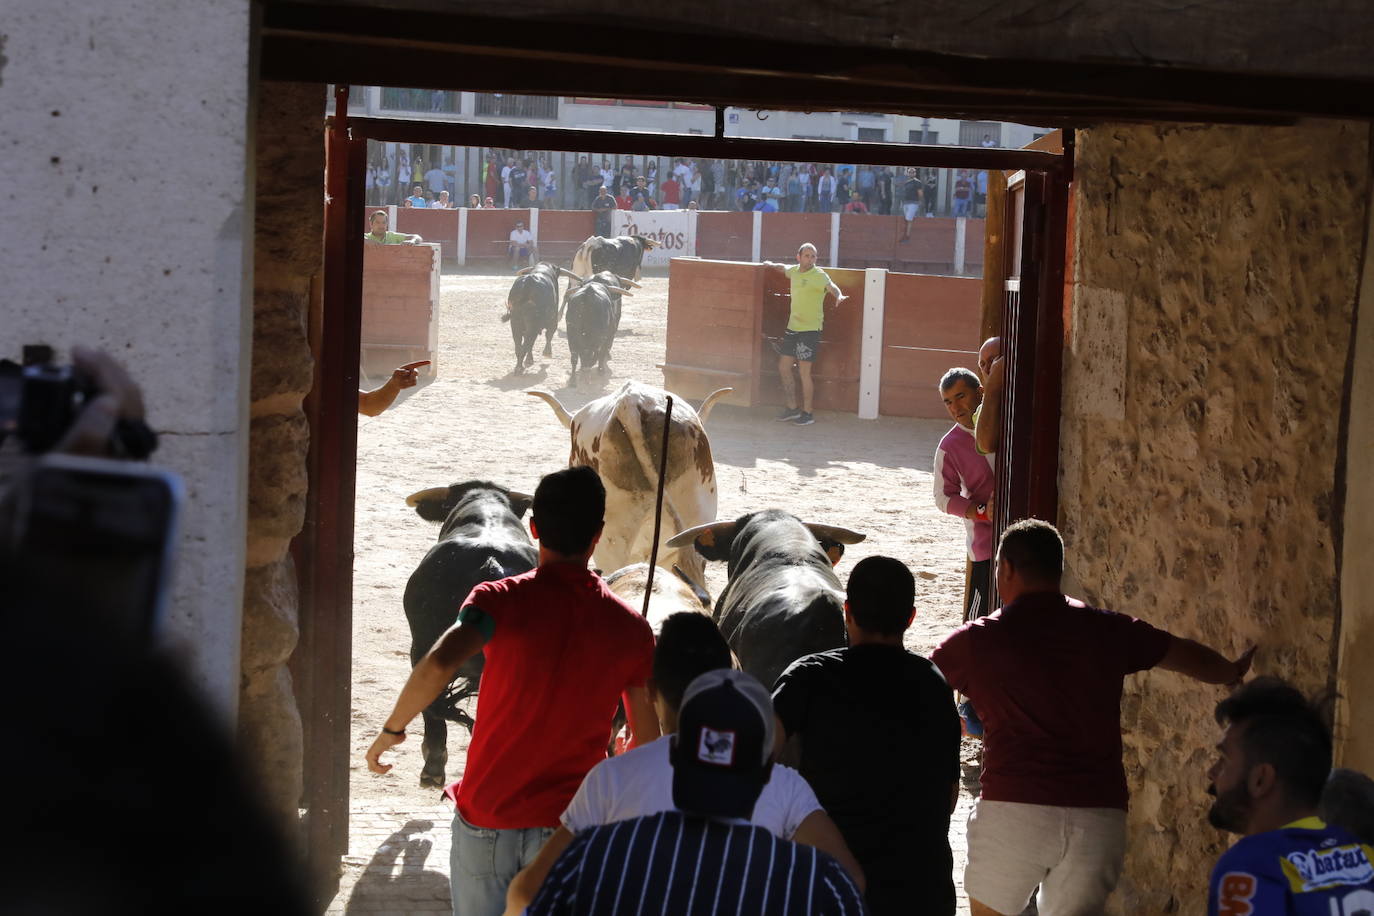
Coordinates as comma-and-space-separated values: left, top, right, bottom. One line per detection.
611, 210, 697, 267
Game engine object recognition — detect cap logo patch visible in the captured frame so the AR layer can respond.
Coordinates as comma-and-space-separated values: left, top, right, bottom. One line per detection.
697, 727, 736, 766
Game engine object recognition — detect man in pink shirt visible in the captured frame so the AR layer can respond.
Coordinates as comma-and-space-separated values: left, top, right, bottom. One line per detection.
933, 367, 995, 619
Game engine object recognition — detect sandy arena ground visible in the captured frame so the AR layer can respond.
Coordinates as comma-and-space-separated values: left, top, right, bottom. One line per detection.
338, 266, 982, 913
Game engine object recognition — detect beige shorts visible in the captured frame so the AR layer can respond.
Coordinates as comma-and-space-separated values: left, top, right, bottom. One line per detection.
964, 799, 1127, 916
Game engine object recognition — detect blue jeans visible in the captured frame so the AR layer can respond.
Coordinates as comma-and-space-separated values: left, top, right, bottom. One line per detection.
450, 810, 555, 916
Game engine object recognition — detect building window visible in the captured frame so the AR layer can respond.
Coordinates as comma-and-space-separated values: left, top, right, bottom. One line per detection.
379, 88, 461, 114
474, 94, 559, 119
908, 128, 940, 144
857, 127, 886, 142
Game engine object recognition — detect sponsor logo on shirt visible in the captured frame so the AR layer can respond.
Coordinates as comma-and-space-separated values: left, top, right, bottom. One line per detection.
697, 727, 736, 766
1281, 843, 1374, 893
1216, 871, 1256, 915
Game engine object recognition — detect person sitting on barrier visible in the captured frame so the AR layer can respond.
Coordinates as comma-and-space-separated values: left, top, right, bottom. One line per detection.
508, 220, 537, 270
358, 360, 430, 417
364, 210, 423, 246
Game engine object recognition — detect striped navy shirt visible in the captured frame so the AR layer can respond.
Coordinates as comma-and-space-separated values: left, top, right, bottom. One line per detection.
527, 810, 866, 915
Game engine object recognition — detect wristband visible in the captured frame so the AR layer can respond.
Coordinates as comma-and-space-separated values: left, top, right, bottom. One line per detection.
381, 725, 405, 737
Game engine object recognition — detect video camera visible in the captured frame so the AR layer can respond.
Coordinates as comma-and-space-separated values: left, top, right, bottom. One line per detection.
1, 345, 179, 642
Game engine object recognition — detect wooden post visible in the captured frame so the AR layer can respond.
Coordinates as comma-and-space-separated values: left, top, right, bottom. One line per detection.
979, 169, 1008, 343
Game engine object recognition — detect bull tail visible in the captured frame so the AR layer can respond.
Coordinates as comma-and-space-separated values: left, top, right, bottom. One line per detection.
500, 311, 512, 323
526, 389, 573, 429
697, 388, 733, 424
479, 556, 506, 580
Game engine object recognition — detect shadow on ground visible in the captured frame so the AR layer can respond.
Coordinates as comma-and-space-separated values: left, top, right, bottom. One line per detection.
344, 819, 450, 914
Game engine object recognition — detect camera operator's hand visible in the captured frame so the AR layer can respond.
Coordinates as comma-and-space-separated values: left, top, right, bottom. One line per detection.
56, 346, 146, 457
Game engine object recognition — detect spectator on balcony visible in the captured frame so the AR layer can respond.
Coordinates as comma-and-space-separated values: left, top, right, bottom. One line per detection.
592, 186, 616, 237
484, 196, 497, 208
508, 160, 530, 209
433, 190, 452, 210
627, 175, 656, 212
411, 155, 424, 190
469, 193, 482, 209
843, 192, 869, 214
687, 167, 702, 210
502, 157, 516, 208
526, 186, 542, 211
953, 170, 974, 217
709, 159, 724, 208
542, 167, 558, 206
876, 167, 893, 216
659, 174, 682, 210
785, 171, 803, 212
406, 185, 428, 208
601, 160, 615, 195
836, 167, 852, 206
646, 160, 658, 186
485, 154, 502, 206
857, 166, 876, 210
899, 168, 924, 243
509, 220, 537, 270
425, 161, 448, 198
376, 157, 392, 204
617, 161, 636, 195
816, 168, 836, 212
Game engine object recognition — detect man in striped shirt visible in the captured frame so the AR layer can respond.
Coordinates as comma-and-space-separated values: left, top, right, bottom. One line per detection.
525, 670, 866, 915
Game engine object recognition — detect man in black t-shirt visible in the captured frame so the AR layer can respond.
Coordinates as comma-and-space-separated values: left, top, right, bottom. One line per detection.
772, 556, 961, 916
591, 185, 617, 237
507, 160, 529, 209
899, 167, 925, 243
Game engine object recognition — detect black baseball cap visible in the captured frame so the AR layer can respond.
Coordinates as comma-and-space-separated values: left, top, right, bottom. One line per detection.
670, 669, 775, 820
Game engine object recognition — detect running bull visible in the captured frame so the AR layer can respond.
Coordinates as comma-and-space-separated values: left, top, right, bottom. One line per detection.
561, 270, 636, 383
570, 234, 661, 281
527, 381, 731, 587
502, 262, 571, 375
667, 510, 865, 689
402, 481, 536, 787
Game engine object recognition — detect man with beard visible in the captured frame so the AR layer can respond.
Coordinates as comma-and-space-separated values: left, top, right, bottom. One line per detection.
932, 519, 1254, 916
1206, 678, 1374, 915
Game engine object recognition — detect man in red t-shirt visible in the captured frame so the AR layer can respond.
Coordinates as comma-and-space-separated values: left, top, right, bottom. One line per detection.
366, 466, 659, 916
659, 175, 682, 210
931, 519, 1254, 916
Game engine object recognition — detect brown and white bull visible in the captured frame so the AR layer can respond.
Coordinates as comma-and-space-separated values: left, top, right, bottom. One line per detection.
604, 563, 712, 635
570, 234, 660, 281
526, 380, 730, 584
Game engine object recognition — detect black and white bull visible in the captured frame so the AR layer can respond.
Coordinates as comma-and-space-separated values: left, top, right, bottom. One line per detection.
562, 270, 635, 383
402, 481, 536, 787
570, 234, 661, 282
527, 381, 731, 586
667, 510, 866, 690
502, 263, 569, 374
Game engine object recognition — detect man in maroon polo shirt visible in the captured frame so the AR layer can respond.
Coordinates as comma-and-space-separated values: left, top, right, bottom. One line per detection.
931, 518, 1254, 916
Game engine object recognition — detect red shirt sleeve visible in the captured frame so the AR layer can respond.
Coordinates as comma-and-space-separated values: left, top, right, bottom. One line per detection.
930, 627, 972, 694
1115, 613, 1173, 673
622, 615, 655, 689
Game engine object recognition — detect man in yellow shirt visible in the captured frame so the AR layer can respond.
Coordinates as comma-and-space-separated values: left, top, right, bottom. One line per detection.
765, 243, 846, 426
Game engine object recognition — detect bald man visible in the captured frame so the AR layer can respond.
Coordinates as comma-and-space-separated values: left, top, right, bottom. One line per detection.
974, 337, 1003, 455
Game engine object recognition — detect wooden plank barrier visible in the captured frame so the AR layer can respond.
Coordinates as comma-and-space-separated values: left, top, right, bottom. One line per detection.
878, 272, 981, 418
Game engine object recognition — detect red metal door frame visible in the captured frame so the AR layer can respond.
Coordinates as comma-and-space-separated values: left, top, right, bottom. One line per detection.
291, 85, 366, 907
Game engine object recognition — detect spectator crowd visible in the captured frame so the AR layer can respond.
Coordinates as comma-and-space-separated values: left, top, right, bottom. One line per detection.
365, 145, 990, 218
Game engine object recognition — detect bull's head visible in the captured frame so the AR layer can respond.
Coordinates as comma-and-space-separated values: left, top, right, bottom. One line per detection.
666, 514, 865, 567
405, 482, 534, 522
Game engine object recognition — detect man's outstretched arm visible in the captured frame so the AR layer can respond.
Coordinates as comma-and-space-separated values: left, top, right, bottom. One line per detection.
365, 620, 488, 773
1156, 639, 1255, 686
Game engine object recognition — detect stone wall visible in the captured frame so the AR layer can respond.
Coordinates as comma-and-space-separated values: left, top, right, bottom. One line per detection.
1, 0, 254, 715
238, 82, 325, 832
1059, 121, 1370, 913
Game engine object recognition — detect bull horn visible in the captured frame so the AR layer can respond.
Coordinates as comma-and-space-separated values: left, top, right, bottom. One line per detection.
507, 490, 533, 504
405, 486, 450, 508
666, 520, 737, 550
672, 565, 713, 609
556, 266, 584, 285
525, 389, 573, 429
616, 275, 642, 289
611, 286, 634, 298
515, 265, 537, 276
803, 522, 866, 545
697, 388, 733, 424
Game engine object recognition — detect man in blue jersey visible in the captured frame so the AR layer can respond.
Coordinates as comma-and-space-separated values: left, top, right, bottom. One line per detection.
1206, 677, 1374, 915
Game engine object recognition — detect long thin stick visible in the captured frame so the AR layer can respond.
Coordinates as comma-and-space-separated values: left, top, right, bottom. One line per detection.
642, 395, 673, 616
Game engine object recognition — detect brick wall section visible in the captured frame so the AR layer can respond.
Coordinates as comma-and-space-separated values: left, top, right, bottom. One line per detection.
361, 243, 440, 373
1061, 121, 1369, 914
696, 211, 754, 260
759, 212, 832, 262
391, 207, 459, 259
